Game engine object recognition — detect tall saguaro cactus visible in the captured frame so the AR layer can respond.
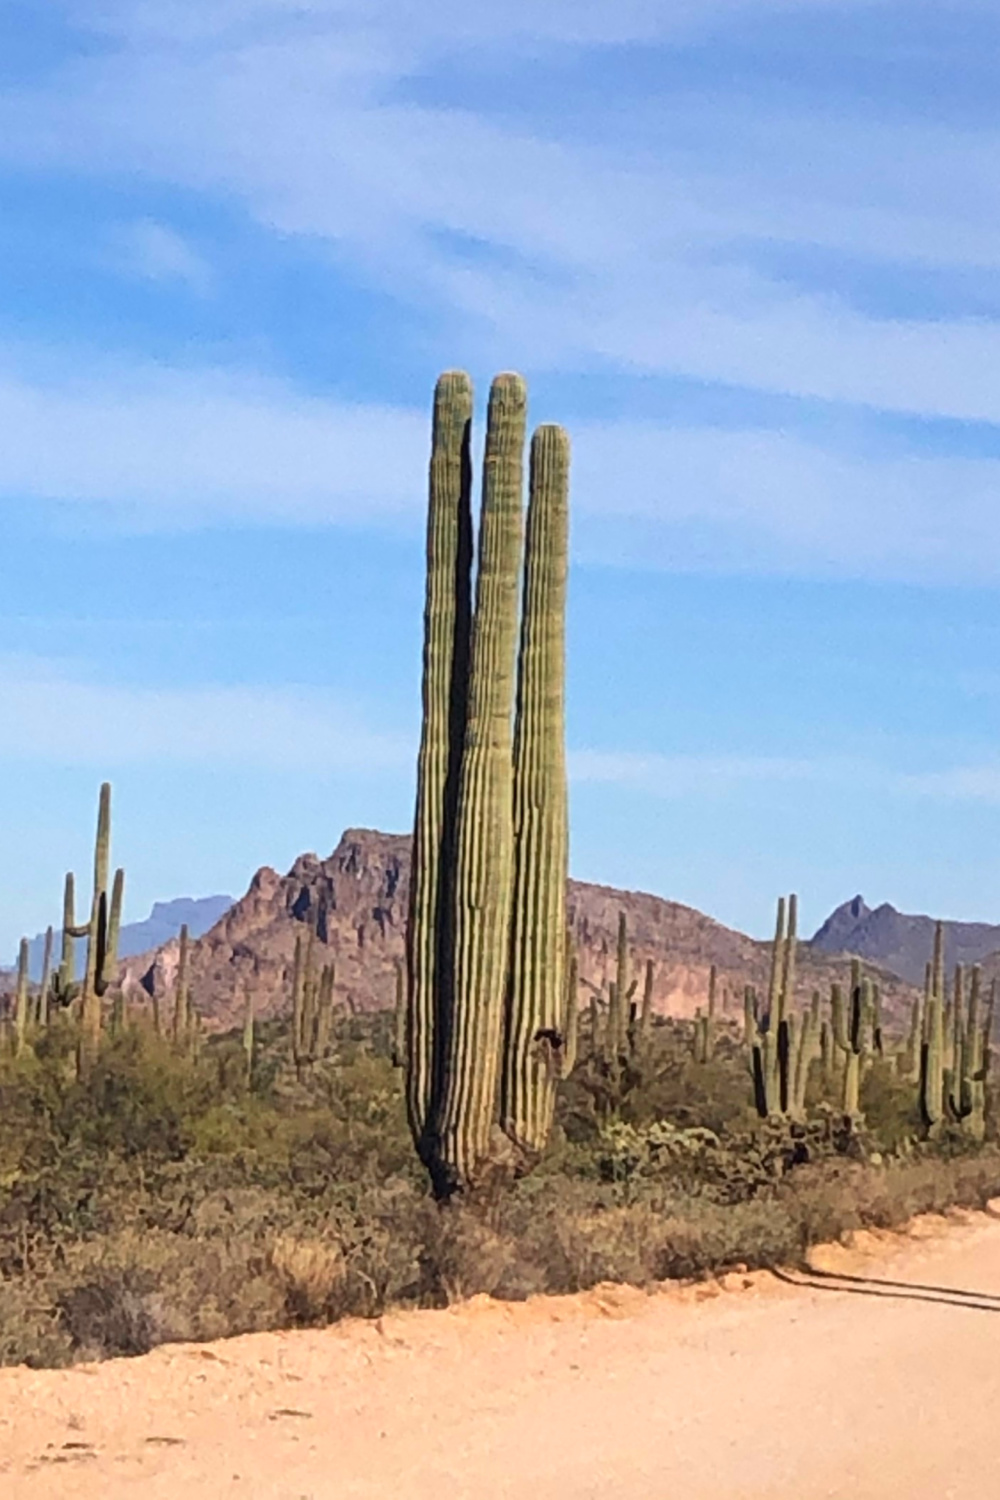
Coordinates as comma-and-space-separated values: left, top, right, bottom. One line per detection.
405, 372, 571, 1197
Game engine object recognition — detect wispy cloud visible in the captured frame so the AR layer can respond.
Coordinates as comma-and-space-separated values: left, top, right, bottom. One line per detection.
4, 349, 1000, 583
572, 747, 1000, 806
569, 748, 865, 795
897, 766, 1000, 804
1, 3, 998, 420
0, 655, 410, 770
0, 357, 426, 524
109, 219, 213, 291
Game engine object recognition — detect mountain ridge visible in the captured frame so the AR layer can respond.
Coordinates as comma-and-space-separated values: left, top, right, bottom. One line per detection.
17, 894, 234, 982
811, 895, 1000, 988
121, 829, 921, 1032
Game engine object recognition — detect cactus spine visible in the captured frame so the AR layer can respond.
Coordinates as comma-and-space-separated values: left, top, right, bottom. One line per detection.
405, 373, 571, 1196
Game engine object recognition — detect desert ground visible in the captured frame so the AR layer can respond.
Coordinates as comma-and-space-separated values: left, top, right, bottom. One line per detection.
3, 1207, 999, 1499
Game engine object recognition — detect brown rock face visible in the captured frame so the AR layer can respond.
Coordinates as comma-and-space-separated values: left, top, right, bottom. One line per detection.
124, 828, 919, 1032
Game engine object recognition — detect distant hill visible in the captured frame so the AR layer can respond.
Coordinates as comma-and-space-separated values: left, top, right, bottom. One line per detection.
810, 895, 1000, 988
122, 829, 920, 1033
17, 894, 234, 981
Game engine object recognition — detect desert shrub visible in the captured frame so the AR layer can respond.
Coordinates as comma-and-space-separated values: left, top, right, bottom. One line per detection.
2, 1011, 999, 1367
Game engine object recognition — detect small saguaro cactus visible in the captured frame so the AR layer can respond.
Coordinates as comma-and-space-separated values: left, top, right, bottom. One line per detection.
942, 964, 991, 1141
14, 938, 29, 1056
746, 895, 800, 1118
36, 925, 54, 1029
831, 974, 875, 1118
693, 964, 718, 1064
77, 783, 126, 1081
919, 922, 947, 1137
243, 986, 255, 1088
172, 923, 191, 1045
290, 929, 336, 1074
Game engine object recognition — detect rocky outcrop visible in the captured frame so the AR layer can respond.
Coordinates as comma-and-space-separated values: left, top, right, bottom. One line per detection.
123, 829, 921, 1034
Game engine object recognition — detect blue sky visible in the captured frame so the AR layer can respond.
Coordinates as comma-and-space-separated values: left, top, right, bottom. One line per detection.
4, 0, 1000, 955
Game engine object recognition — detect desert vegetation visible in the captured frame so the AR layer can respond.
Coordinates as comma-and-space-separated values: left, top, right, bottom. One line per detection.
2, 370, 999, 1369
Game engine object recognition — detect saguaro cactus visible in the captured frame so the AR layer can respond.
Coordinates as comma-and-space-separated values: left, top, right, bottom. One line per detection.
14, 938, 29, 1056
832, 975, 873, 1117
405, 372, 571, 1196
746, 895, 799, 1118
78, 783, 125, 1080
919, 922, 947, 1136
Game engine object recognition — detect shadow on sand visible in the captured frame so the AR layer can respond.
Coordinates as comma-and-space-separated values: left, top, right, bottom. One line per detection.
772, 1265, 1000, 1313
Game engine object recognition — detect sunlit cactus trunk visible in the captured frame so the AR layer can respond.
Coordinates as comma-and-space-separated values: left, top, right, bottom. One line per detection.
501, 424, 570, 1162
435, 374, 526, 1194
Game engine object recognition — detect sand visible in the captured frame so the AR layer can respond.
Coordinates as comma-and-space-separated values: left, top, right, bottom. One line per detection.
3, 1204, 1000, 1499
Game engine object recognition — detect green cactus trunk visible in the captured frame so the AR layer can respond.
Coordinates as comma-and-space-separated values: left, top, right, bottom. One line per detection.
561, 947, 579, 1078
78, 889, 102, 1080
405, 372, 474, 1162
14, 938, 29, 1055
639, 959, 655, 1051
392, 958, 406, 1068
243, 986, 255, 1088
173, 924, 190, 1046
500, 425, 570, 1161
37, 925, 53, 1028
432, 374, 527, 1195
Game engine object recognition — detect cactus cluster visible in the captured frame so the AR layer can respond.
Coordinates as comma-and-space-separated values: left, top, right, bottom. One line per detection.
917, 924, 994, 1140
405, 371, 570, 1197
4, 783, 126, 1077
744, 896, 819, 1120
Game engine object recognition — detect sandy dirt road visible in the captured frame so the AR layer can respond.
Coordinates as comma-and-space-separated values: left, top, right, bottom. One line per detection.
3, 1208, 1000, 1499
